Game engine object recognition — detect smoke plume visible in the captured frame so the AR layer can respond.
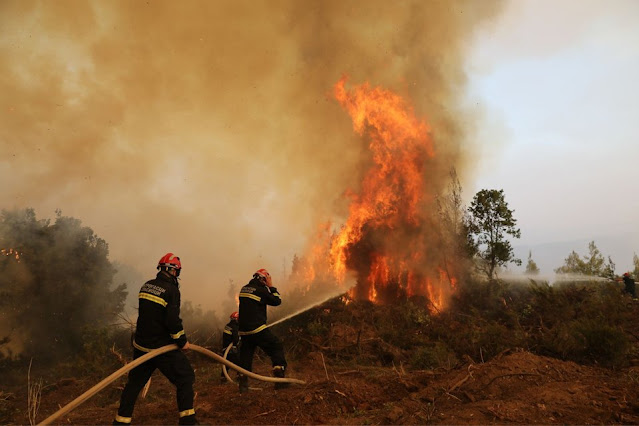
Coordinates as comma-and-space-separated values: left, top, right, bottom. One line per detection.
0, 1, 502, 308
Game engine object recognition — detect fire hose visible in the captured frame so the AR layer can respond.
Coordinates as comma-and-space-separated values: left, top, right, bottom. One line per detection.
38, 344, 305, 425
221, 344, 262, 390
221, 343, 235, 383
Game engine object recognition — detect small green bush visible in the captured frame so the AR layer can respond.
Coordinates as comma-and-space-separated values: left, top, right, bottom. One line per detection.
74, 326, 131, 378
410, 342, 457, 370
306, 319, 328, 337
573, 320, 630, 368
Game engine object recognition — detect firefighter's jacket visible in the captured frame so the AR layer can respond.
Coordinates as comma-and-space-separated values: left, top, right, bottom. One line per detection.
133, 271, 188, 352
222, 319, 240, 348
238, 278, 281, 336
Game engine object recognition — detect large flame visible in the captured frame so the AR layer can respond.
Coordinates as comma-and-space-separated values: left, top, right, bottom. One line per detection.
290, 77, 457, 311
333, 77, 456, 310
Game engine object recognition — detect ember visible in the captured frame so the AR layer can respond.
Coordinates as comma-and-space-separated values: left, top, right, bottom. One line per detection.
1, 248, 22, 262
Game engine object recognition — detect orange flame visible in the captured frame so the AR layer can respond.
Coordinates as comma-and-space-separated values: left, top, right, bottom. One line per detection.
290, 77, 457, 311
329, 77, 434, 284
327, 77, 455, 306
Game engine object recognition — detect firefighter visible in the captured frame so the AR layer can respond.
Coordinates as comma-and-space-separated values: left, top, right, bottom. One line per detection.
622, 272, 637, 299
220, 311, 240, 382
113, 253, 198, 425
237, 268, 288, 393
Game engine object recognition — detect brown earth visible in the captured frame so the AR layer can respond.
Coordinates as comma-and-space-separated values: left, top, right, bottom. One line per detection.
4, 346, 639, 425
4, 295, 639, 425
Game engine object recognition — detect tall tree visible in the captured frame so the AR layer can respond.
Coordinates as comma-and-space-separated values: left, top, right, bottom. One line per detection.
554, 241, 615, 279
0, 208, 126, 361
525, 250, 540, 275
467, 189, 521, 280
632, 253, 639, 279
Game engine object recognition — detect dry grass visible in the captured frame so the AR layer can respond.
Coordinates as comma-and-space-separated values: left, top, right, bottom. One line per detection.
27, 358, 42, 426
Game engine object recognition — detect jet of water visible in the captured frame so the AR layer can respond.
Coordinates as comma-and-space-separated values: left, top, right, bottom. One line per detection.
266, 289, 347, 329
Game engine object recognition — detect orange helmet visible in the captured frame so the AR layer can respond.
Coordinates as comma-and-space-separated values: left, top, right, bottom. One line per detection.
253, 268, 272, 286
158, 253, 182, 273
230, 311, 239, 321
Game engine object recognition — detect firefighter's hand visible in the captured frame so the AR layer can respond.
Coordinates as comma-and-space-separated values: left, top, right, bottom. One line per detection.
181, 341, 191, 351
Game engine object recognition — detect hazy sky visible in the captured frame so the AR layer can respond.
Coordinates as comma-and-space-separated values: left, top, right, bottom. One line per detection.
466, 0, 639, 272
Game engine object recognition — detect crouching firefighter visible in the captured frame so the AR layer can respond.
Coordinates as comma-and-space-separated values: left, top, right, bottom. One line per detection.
113, 253, 198, 425
220, 311, 240, 382
237, 269, 288, 393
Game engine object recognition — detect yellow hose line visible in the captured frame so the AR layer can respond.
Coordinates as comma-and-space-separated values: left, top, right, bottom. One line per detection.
222, 344, 234, 383
38, 343, 305, 425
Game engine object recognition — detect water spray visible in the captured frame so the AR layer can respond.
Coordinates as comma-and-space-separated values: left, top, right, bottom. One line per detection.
500, 272, 615, 286
266, 289, 347, 329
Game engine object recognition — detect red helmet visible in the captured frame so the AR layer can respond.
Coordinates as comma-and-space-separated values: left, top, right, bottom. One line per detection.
158, 253, 182, 271
230, 311, 239, 321
253, 268, 272, 286
623, 272, 630, 277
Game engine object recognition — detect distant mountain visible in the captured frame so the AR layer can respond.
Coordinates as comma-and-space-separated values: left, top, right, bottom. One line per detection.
510, 232, 639, 276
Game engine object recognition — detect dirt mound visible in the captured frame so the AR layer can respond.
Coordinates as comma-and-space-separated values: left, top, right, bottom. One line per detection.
396, 350, 639, 424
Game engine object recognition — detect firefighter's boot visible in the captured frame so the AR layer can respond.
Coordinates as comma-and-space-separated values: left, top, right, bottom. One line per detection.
238, 374, 249, 394
273, 366, 289, 390
178, 414, 198, 425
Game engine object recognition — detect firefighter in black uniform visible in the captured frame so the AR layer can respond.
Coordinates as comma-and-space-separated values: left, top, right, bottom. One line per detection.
237, 268, 287, 393
623, 272, 637, 299
113, 253, 197, 425
220, 311, 240, 382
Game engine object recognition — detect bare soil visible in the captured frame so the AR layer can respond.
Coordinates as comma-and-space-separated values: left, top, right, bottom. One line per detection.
4, 296, 639, 425
2, 346, 638, 425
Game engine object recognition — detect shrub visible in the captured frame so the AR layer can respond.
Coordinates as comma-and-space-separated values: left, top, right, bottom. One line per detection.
572, 320, 630, 368
306, 319, 329, 337
74, 326, 132, 378
410, 342, 457, 370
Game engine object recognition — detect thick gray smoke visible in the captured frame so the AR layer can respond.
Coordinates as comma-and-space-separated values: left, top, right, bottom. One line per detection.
0, 1, 502, 308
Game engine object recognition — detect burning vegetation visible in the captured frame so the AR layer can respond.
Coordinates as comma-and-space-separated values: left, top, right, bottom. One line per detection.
288, 78, 460, 310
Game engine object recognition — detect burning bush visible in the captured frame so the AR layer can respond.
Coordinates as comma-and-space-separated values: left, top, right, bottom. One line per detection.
287, 79, 470, 314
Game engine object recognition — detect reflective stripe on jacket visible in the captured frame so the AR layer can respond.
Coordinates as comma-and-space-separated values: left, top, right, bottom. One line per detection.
238, 278, 281, 335
222, 320, 240, 347
134, 271, 188, 350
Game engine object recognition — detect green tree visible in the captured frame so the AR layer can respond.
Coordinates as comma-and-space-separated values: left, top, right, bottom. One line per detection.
554, 241, 615, 279
467, 189, 521, 280
525, 250, 540, 275
632, 253, 639, 279
0, 208, 126, 362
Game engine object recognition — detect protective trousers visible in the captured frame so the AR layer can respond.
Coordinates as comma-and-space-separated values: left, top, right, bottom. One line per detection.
115, 349, 196, 424
239, 328, 287, 372
625, 281, 636, 298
